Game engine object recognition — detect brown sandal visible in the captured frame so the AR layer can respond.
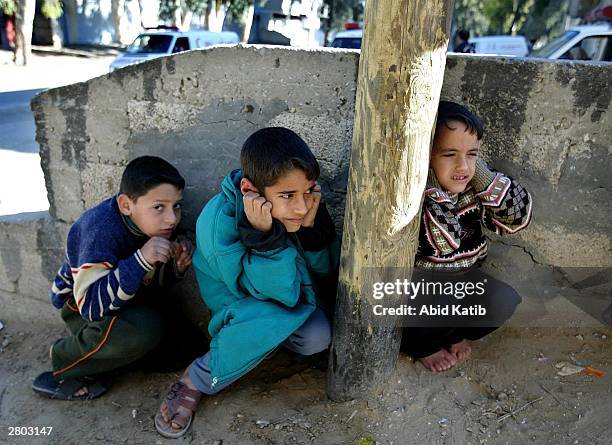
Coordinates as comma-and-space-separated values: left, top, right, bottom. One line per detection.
154, 381, 202, 438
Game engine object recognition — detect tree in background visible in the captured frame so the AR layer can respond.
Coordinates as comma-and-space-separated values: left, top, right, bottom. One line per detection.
520, 0, 570, 44
160, 0, 203, 29
225, 0, 253, 41
2, 0, 63, 64
453, 0, 491, 36
0, 0, 15, 16
111, 0, 125, 43
454, 0, 537, 35
12, 0, 35, 65
159, 0, 253, 34
42, 0, 63, 47
453, 0, 577, 45
482, 0, 530, 34
0, 0, 17, 49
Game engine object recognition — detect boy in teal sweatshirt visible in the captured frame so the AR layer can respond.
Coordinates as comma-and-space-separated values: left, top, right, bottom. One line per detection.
155, 127, 339, 438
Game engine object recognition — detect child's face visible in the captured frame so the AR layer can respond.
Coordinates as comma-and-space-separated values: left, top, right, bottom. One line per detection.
431, 120, 480, 194
262, 169, 317, 233
118, 183, 183, 239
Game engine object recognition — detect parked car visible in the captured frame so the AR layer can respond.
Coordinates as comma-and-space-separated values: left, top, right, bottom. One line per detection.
328, 29, 362, 49
110, 27, 240, 71
529, 24, 612, 62
328, 30, 529, 57
468, 35, 529, 57
327, 25, 611, 63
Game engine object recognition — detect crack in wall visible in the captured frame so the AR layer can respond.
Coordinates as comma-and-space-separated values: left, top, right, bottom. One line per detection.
495, 238, 542, 266
592, 186, 612, 193
555, 139, 574, 188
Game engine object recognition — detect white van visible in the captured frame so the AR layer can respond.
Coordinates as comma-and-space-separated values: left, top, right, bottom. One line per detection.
468, 35, 530, 57
110, 27, 240, 71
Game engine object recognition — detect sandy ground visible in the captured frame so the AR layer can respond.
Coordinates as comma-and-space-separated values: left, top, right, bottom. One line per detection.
1, 292, 610, 445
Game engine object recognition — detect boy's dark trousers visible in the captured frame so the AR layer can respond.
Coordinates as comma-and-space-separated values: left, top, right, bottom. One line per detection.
400, 266, 522, 359
51, 291, 206, 380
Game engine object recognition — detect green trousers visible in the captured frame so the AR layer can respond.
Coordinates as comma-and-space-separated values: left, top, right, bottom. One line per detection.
51, 300, 165, 380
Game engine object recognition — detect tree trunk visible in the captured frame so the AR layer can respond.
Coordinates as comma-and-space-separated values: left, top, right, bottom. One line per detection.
13, 0, 36, 65
64, 0, 79, 45
323, 0, 334, 46
136, 0, 145, 28
242, 4, 255, 42
207, 0, 227, 32
204, 0, 212, 29
50, 18, 63, 48
111, 0, 125, 44
181, 10, 193, 30
507, 0, 525, 35
326, 0, 454, 402
174, 0, 182, 27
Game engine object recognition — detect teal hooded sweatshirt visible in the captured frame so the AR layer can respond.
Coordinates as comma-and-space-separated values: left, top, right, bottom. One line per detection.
192, 170, 339, 388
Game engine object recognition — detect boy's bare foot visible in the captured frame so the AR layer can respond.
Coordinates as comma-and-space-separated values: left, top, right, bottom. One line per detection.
418, 349, 458, 372
447, 339, 471, 362
156, 367, 201, 437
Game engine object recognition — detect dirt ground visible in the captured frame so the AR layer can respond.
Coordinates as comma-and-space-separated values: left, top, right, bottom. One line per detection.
1, 291, 610, 445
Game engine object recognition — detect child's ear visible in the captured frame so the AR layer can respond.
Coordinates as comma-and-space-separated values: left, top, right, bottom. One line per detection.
117, 194, 134, 216
240, 178, 259, 196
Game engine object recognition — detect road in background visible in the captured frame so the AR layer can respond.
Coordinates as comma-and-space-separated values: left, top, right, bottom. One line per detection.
0, 49, 116, 216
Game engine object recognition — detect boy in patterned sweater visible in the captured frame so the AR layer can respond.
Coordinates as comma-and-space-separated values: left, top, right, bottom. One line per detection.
32, 156, 198, 400
401, 101, 532, 372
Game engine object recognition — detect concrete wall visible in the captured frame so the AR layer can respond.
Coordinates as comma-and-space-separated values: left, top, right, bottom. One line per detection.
0, 212, 66, 302
1, 46, 610, 321
441, 56, 611, 268
32, 46, 357, 230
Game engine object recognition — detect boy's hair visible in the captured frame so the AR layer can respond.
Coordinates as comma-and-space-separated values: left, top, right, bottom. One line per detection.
119, 156, 185, 201
436, 101, 484, 140
240, 127, 320, 191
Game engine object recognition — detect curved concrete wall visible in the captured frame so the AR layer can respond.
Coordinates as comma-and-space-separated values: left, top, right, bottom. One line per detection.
441, 56, 611, 268
1, 46, 610, 314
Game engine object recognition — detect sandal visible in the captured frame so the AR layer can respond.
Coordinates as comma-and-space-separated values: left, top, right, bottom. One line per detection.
154, 381, 202, 438
32, 371, 110, 400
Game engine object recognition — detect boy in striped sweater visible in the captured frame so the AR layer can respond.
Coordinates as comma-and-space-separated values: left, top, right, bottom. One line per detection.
401, 101, 532, 372
32, 156, 196, 400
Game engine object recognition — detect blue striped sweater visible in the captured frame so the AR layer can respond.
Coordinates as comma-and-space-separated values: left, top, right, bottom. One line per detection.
51, 196, 183, 321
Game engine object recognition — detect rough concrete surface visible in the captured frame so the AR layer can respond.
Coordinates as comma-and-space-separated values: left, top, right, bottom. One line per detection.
0, 46, 610, 444
11, 45, 609, 307
0, 212, 65, 301
441, 56, 611, 268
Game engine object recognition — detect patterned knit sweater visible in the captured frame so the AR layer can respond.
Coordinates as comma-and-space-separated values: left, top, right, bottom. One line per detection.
415, 160, 532, 270
50, 196, 184, 321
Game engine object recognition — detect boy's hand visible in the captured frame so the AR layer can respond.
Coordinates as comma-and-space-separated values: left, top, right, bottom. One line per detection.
172, 239, 194, 274
140, 237, 173, 265
301, 183, 321, 228
243, 191, 273, 232
471, 158, 497, 193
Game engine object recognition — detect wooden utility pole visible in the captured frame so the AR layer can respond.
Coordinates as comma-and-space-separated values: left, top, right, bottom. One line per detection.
327, 0, 454, 401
